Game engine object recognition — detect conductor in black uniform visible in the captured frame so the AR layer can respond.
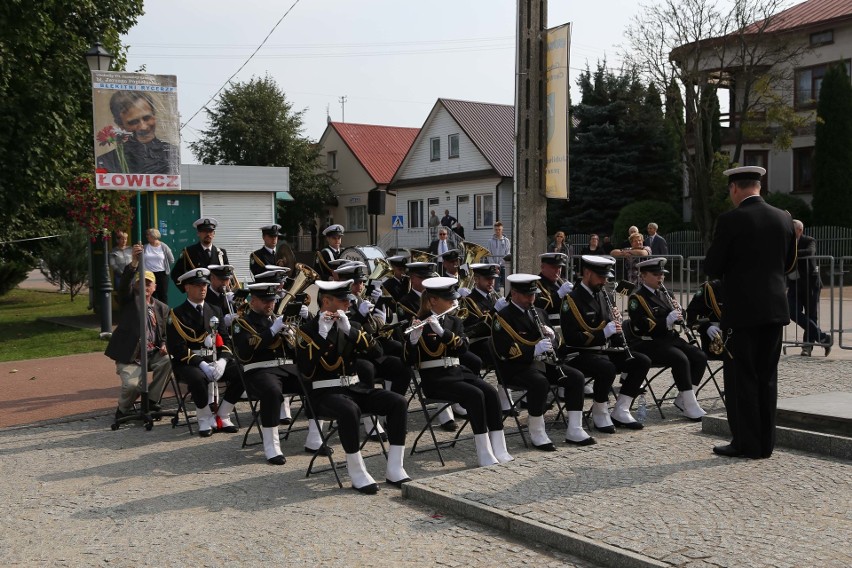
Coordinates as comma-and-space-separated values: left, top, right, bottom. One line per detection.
170, 217, 230, 290
166, 268, 244, 437
704, 165, 797, 459
314, 224, 345, 280
250, 224, 282, 277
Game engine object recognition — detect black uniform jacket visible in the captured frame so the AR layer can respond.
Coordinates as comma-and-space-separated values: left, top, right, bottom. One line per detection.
462, 288, 496, 339
249, 247, 277, 277
382, 275, 409, 302
627, 285, 678, 340
703, 196, 797, 328
233, 308, 298, 370
314, 247, 341, 281
560, 285, 623, 350
170, 242, 230, 287
295, 315, 381, 385
492, 302, 548, 366
535, 274, 562, 320
396, 290, 422, 321
686, 280, 726, 355
105, 265, 169, 364
166, 301, 232, 368
403, 314, 469, 381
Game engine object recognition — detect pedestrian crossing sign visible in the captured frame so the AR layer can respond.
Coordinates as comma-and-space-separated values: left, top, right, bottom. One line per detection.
391, 215, 404, 229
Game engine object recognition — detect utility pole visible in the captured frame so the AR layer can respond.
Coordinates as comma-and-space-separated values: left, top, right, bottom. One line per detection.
513, 0, 548, 275
339, 95, 348, 123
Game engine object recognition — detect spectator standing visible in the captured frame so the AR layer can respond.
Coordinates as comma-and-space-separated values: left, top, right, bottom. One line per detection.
788, 219, 831, 356
646, 223, 669, 255
440, 209, 457, 228
580, 234, 604, 256
428, 210, 440, 240
620, 226, 639, 249
452, 221, 465, 240
611, 232, 650, 285
547, 231, 572, 279
144, 228, 174, 304
601, 235, 615, 255
109, 230, 133, 287
486, 221, 511, 292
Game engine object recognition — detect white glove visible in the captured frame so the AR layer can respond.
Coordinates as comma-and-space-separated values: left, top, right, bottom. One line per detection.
270, 315, 285, 335
534, 338, 553, 357
358, 301, 373, 317
408, 322, 423, 344
223, 313, 236, 329
299, 304, 310, 320
225, 291, 235, 303
542, 325, 555, 339
665, 310, 682, 329
336, 310, 351, 334
707, 325, 722, 340
427, 315, 445, 336
557, 280, 574, 298
603, 321, 618, 339
199, 361, 216, 382
370, 288, 382, 302
318, 314, 333, 339
494, 297, 509, 311
213, 358, 228, 380
457, 287, 471, 297
373, 308, 386, 325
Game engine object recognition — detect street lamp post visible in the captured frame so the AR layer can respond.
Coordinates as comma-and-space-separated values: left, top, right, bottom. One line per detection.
85, 41, 115, 339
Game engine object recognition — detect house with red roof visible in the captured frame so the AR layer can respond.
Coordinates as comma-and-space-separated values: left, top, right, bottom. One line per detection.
317, 121, 419, 247
388, 98, 515, 253
674, 0, 852, 201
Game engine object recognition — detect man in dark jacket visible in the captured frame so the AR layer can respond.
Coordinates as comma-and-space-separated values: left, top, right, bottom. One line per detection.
704, 166, 797, 459
170, 217, 230, 290
105, 260, 171, 420
788, 219, 830, 356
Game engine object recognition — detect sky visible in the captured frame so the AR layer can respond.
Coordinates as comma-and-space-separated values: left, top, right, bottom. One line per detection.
122, 0, 643, 164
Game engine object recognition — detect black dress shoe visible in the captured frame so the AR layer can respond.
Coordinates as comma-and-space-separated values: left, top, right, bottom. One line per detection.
368, 432, 389, 442
385, 477, 412, 488
218, 425, 239, 434
565, 436, 597, 446
267, 455, 286, 465
712, 443, 744, 457
148, 402, 162, 412
440, 419, 458, 432
279, 417, 292, 426
593, 424, 616, 434
611, 417, 644, 430
199, 429, 213, 438
305, 445, 334, 456
352, 483, 379, 495
532, 442, 557, 452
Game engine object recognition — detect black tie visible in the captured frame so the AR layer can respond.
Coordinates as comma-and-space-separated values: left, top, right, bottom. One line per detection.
206, 249, 212, 261
196, 304, 204, 318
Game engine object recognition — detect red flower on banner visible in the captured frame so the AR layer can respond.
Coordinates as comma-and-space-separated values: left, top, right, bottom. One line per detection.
96, 125, 131, 172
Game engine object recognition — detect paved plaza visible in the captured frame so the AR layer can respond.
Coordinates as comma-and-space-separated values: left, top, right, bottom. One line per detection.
0, 353, 849, 567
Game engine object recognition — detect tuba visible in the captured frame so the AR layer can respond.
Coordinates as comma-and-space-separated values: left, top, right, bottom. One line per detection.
410, 249, 437, 263
459, 241, 491, 289
276, 263, 319, 316
362, 257, 392, 298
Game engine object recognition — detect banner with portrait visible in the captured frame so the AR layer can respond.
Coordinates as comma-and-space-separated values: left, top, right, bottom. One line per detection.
545, 23, 571, 200
91, 71, 180, 190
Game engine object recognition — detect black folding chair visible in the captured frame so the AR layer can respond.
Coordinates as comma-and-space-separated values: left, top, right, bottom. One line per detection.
408, 369, 471, 466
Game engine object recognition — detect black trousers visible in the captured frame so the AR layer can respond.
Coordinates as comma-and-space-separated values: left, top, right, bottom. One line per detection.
497, 360, 574, 416
244, 366, 302, 428
632, 335, 707, 391
724, 324, 782, 458
175, 360, 244, 409
311, 386, 407, 454
152, 270, 169, 304
569, 350, 651, 402
421, 370, 502, 434
356, 356, 411, 395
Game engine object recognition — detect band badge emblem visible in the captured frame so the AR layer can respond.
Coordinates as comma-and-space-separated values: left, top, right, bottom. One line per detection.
629, 299, 639, 310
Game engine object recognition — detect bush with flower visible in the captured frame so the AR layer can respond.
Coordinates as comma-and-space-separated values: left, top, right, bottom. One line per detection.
66, 175, 134, 241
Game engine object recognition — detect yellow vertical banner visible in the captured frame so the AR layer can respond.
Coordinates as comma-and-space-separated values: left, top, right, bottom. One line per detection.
545, 23, 571, 200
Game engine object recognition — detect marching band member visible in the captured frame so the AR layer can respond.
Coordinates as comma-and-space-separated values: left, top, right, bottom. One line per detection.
626, 258, 707, 420
686, 279, 729, 360
405, 277, 513, 466
166, 268, 244, 437
536, 253, 575, 327
437, 248, 466, 280
295, 279, 411, 493
493, 274, 594, 448
249, 224, 282, 277
232, 282, 303, 464
170, 217, 230, 290
560, 256, 651, 433
314, 224, 345, 280
206, 264, 236, 317
381, 255, 410, 310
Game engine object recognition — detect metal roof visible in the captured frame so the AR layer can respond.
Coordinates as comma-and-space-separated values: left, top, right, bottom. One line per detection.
330, 122, 419, 185
747, 0, 852, 34
181, 164, 290, 193
440, 98, 515, 177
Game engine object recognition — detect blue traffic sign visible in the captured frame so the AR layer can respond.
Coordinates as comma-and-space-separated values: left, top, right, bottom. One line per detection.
391, 215, 404, 229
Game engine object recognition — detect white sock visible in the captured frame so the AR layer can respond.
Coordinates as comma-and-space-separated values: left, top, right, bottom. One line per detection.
498, 388, 514, 412
306, 419, 325, 449
592, 401, 613, 428
437, 406, 454, 425
565, 410, 592, 442
474, 433, 498, 466
528, 414, 553, 447
280, 397, 292, 420
679, 389, 706, 419
488, 430, 514, 463
261, 426, 282, 460
216, 400, 236, 426
385, 445, 410, 483
611, 393, 637, 423
451, 403, 468, 417
345, 452, 377, 489
196, 404, 214, 432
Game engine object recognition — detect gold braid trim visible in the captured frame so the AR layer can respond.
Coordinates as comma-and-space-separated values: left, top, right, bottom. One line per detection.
536, 281, 554, 311
565, 296, 606, 334
634, 295, 657, 333
464, 295, 484, 318
170, 309, 209, 343
315, 249, 332, 274
494, 313, 538, 347
706, 283, 722, 321
183, 249, 196, 270
250, 252, 265, 269
419, 336, 447, 357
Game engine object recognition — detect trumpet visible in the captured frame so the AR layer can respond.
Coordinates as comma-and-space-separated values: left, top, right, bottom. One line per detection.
403, 304, 458, 335
658, 284, 699, 345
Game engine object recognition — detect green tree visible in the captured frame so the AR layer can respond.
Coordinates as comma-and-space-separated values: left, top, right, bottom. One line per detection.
190, 75, 335, 237
0, 1, 143, 261
612, 200, 682, 245
38, 223, 90, 302
812, 62, 852, 227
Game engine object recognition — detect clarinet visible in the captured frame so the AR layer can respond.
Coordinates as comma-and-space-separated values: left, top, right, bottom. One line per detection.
598, 288, 636, 362
527, 306, 566, 377
659, 284, 699, 346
